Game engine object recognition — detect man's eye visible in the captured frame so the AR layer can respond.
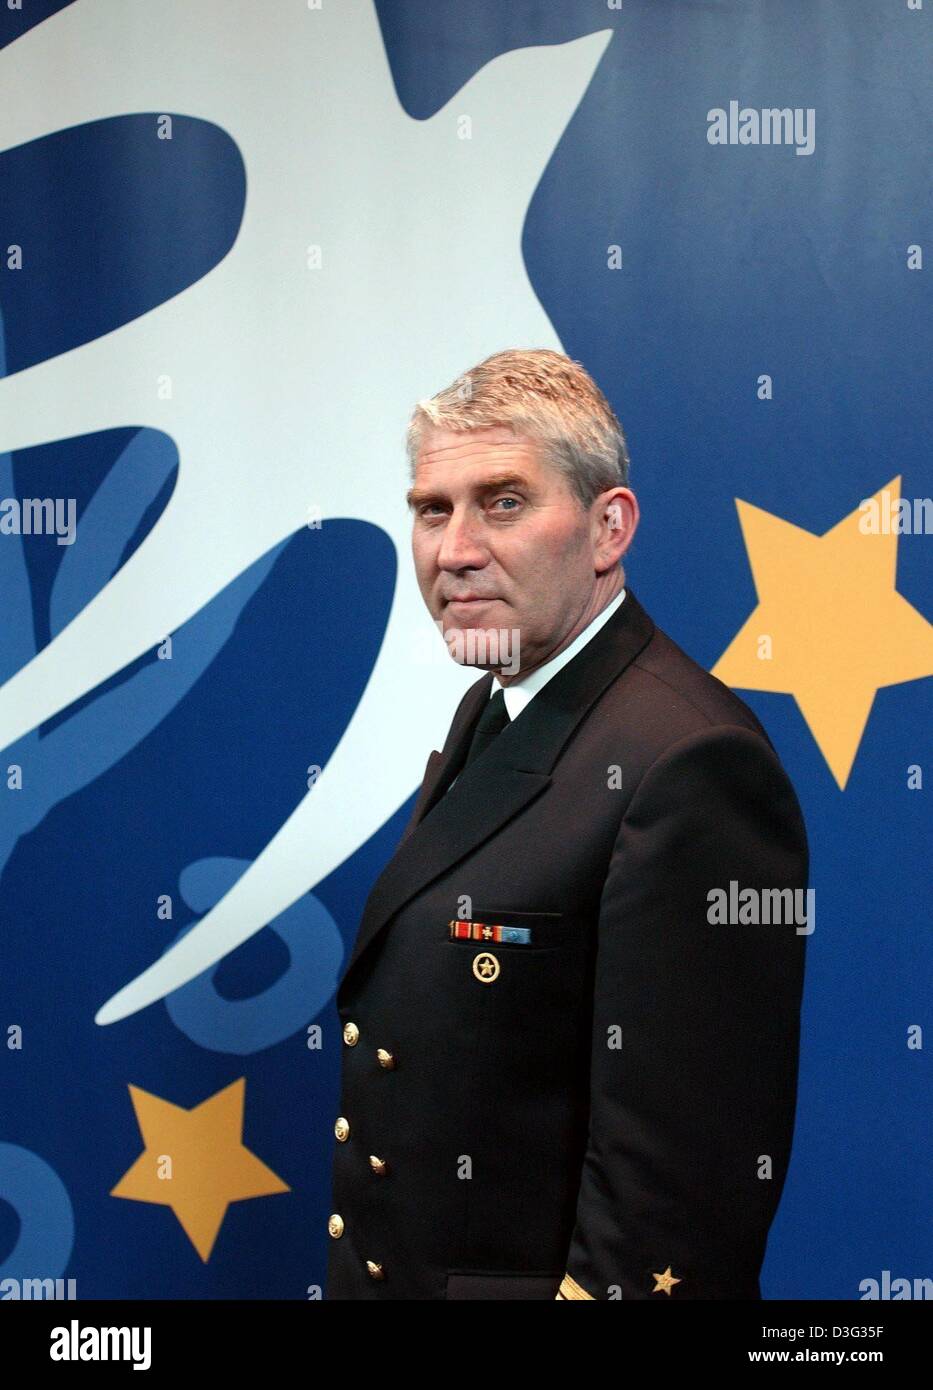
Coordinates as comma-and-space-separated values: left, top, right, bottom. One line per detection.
491, 496, 521, 511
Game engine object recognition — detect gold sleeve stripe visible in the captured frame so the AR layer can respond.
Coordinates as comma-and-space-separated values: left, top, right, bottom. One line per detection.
558, 1272, 595, 1300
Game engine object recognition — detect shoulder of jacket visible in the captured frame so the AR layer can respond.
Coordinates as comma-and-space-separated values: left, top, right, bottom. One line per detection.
626, 624, 771, 743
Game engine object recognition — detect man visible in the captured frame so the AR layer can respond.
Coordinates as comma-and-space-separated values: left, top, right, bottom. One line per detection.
325, 348, 808, 1300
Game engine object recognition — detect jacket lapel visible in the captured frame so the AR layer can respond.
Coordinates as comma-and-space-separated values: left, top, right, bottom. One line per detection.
399, 673, 493, 839
339, 588, 655, 987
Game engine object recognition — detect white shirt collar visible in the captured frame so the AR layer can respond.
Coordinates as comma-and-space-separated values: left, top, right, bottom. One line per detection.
492, 586, 626, 719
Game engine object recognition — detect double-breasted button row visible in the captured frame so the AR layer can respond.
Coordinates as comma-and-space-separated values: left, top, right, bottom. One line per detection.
334, 1122, 387, 1174
332, 1021, 395, 1282
327, 1215, 385, 1280
343, 1021, 395, 1070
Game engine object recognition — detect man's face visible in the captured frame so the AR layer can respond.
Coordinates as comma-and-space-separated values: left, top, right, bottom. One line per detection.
408, 425, 615, 675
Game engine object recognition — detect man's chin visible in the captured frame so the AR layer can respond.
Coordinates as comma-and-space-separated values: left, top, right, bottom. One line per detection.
447, 650, 497, 670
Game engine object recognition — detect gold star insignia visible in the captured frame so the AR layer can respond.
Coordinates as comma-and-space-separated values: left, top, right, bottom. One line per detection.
713, 477, 933, 788
110, 1078, 289, 1261
652, 1265, 681, 1295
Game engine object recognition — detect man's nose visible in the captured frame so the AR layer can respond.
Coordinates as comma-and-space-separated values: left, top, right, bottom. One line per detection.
435, 507, 488, 570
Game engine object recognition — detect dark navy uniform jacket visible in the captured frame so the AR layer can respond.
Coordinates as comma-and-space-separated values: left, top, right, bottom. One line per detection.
325, 588, 808, 1300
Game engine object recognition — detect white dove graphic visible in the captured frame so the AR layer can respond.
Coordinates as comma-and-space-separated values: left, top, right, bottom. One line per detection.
0, 0, 612, 1023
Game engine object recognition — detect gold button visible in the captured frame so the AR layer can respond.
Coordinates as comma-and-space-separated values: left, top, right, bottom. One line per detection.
369, 1155, 387, 1175
327, 1213, 344, 1239
334, 1116, 350, 1142
366, 1260, 385, 1280
376, 1048, 396, 1070
343, 1021, 359, 1046
472, 950, 500, 983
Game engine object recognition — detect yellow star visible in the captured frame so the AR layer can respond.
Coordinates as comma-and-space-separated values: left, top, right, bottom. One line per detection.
652, 1265, 681, 1294
712, 477, 933, 789
110, 1078, 289, 1261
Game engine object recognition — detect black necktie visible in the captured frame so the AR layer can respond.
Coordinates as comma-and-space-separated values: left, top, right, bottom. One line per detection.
461, 687, 511, 772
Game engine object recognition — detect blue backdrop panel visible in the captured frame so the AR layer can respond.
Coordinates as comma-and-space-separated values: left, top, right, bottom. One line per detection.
0, 0, 929, 1300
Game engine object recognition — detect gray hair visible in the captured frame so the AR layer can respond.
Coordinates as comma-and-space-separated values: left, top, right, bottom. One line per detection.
405, 348, 631, 512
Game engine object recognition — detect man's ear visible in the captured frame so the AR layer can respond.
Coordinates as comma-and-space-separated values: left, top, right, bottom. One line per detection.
595, 486, 638, 569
